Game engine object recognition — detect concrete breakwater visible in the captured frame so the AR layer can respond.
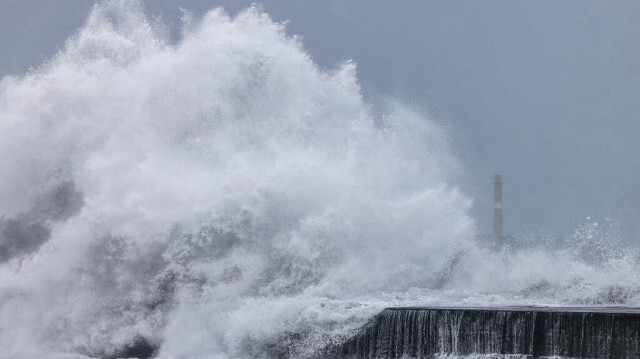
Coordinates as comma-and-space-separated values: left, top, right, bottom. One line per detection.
336, 307, 640, 358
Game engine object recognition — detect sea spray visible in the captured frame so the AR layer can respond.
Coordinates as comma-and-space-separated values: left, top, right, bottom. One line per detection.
0, 2, 471, 357
0, 2, 640, 359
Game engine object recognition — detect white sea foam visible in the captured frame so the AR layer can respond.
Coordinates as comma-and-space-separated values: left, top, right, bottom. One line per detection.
0, 2, 639, 358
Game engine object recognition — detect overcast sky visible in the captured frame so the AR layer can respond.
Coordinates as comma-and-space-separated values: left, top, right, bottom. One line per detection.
2, 0, 639, 239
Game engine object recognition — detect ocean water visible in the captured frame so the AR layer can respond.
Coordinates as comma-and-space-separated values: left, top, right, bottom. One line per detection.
0, 2, 639, 358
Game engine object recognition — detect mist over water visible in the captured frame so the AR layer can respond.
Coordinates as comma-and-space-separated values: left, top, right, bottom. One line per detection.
0, 2, 639, 358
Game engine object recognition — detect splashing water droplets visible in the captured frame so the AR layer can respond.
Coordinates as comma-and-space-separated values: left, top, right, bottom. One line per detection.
1, 2, 640, 359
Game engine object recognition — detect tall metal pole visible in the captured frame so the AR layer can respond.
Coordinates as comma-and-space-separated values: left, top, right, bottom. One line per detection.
493, 175, 503, 237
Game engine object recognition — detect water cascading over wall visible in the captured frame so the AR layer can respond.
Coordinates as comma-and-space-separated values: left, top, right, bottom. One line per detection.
337, 307, 640, 358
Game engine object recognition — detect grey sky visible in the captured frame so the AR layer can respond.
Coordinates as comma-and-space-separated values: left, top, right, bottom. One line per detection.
1, 0, 639, 239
